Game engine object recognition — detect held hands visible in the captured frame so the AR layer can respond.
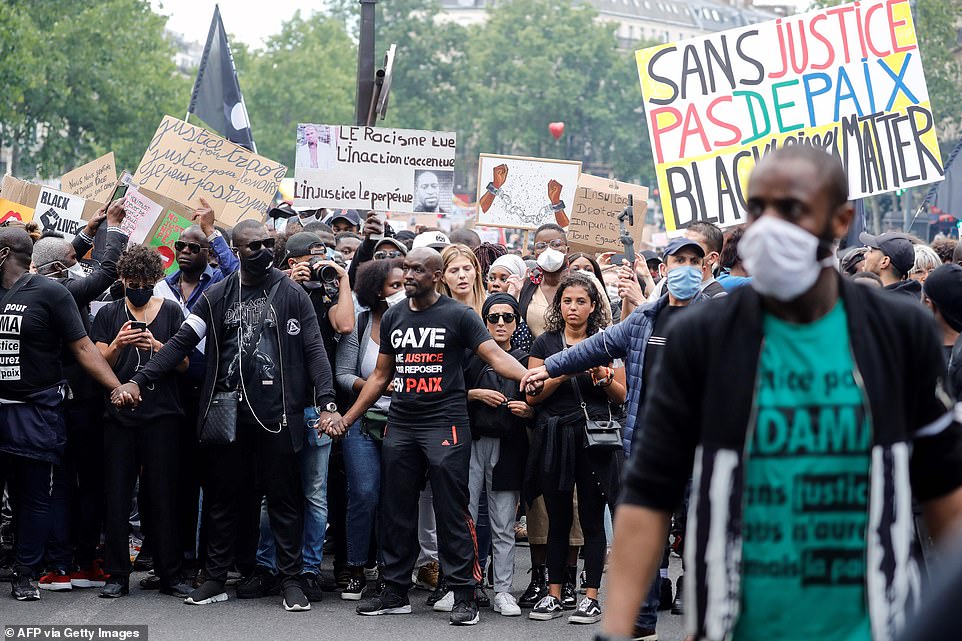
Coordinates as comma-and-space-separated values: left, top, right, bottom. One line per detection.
521, 365, 549, 390
317, 411, 346, 438
110, 382, 141, 408
493, 164, 509, 189
192, 197, 216, 236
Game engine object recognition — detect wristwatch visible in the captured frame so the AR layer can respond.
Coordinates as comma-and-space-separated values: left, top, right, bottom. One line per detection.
485, 182, 501, 197
323, 402, 338, 413
551, 200, 566, 212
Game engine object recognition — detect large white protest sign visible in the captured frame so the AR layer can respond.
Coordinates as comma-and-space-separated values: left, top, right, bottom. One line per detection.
36, 187, 87, 241
476, 154, 581, 230
293, 124, 457, 213
636, 0, 943, 232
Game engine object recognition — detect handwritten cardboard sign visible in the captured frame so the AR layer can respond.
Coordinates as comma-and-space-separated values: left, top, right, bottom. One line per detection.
568, 174, 648, 253
636, 0, 943, 231
133, 115, 286, 228
61, 153, 117, 203
293, 124, 457, 213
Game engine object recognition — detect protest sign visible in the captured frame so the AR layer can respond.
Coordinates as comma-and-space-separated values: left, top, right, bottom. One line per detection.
121, 187, 165, 246
293, 124, 457, 213
61, 153, 117, 203
35, 187, 88, 241
476, 154, 581, 229
568, 174, 649, 253
133, 115, 286, 227
636, 0, 943, 232
0, 199, 34, 225
149, 209, 195, 275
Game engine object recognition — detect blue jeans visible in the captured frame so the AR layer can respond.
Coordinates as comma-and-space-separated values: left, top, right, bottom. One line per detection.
256, 408, 331, 574
342, 419, 381, 567
635, 574, 661, 630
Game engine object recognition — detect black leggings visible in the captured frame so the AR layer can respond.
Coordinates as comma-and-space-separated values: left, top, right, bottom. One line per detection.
542, 446, 608, 589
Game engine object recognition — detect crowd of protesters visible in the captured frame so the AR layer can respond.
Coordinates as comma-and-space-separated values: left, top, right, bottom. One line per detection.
3, 147, 962, 640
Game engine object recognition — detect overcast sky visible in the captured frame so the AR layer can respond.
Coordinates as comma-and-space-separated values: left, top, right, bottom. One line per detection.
151, 0, 330, 47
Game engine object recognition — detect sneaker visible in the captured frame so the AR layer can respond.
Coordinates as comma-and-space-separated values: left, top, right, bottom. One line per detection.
184, 580, 228, 605
139, 574, 161, 590
561, 566, 578, 609
493, 591, 521, 617
475, 584, 490, 608
132, 551, 153, 572
11, 573, 40, 601
579, 569, 588, 594
69, 564, 107, 588
631, 627, 658, 641
432, 590, 454, 612
568, 596, 602, 624
301, 573, 323, 602
671, 575, 684, 615
364, 566, 379, 582
282, 584, 311, 612
317, 570, 338, 592
529, 594, 564, 620
225, 570, 242, 586
334, 565, 351, 589
341, 576, 366, 601
425, 577, 449, 606
236, 568, 278, 599
415, 560, 439, 590
158, 579, 193, 598
356, 589, 412, 616
38, 569, 72, 591
658, 576, 672, 611
449, 598, 480, 626
99, 575, 128, 599
518, 565, 547, 608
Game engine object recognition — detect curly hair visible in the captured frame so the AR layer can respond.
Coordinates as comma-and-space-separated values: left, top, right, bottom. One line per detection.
437, 244, 487, 315
544, 271, 607, 336
473, 242, 506, 276
355, 258, 404, 309
118, 244, 165, 284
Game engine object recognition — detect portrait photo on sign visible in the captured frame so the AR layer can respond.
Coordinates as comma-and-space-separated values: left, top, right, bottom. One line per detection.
476, 153, 581, 230
413, 169, 454, 213
296, 124, 338, 170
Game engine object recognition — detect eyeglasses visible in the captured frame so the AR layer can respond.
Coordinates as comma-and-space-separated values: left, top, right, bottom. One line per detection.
235, 237, 276, 252
485, 312, 517, 325
534, 239, 566, 252
374, 250, 404, 260
174, 240, 208, 254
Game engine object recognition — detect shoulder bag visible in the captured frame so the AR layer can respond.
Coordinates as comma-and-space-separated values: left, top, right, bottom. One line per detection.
569, 369, 622, 452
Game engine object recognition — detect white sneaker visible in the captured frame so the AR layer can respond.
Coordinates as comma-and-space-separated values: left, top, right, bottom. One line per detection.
432, 590, 454, 612
493, 592, 521, 617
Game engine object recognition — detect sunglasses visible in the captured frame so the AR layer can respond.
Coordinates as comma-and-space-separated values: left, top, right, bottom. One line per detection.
235, 237, 276, 252
485, 312, 517, 325
174, 240, 208, 254
533, 239, 566, 251
374, 250, 404, 260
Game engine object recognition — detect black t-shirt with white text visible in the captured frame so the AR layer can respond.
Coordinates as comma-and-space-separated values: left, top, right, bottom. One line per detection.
380, 295, 490, 428
0, 274, 87, 400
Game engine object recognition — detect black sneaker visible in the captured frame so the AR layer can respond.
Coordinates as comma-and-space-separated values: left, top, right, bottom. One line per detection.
159, 579, 193, 598
184, 579, 228, 605
282, 583, 311, 612
475, 584, 490, 608
529, 594, 564, 620
334, 565, 351, 589
356, 588, 412, 616
99, 575, 128, 599
671, 575, 684, 615
631, 626, 658, 641
568, 596, 602, 624
341, 576, 366, 601
658, 576, 672, 611
301, 573, 323, 602
317, 569, 338, 592
139, 574, 161, 590
11, 573, 40, 601
449, 598, 480, 626
518, 565, 547, 608
236, 567, 278, 599
132, 551, 153, 572
426, 577, 449, 606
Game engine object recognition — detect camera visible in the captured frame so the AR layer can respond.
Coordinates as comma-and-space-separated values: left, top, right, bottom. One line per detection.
307, 257, 339, 283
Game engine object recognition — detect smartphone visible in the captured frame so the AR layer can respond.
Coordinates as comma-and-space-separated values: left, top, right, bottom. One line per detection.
107, 183, 128, 204
129, 321, 147, 332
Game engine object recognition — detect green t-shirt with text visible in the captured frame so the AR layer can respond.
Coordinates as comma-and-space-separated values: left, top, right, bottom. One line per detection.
733, 301, 872, 641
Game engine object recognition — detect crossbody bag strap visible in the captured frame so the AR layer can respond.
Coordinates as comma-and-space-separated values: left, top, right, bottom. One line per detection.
564, 343, 612, 425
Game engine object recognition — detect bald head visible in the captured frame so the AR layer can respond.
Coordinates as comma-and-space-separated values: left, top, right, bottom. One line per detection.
0, 228, 34, 268
409, 247, 442, 271
754, 146, 848, 209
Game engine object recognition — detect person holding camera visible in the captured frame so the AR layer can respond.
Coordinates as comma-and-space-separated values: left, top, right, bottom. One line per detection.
91, 244, 191, 599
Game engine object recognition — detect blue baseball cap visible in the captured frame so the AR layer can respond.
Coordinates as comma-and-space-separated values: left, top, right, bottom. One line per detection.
662, 237, 705, 261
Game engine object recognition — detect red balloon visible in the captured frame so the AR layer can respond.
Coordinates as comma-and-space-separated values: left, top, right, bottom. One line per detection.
549, 122, 565, 140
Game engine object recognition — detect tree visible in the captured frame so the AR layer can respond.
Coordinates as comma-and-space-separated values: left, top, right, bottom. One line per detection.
233, 11, 357, 171
0, 0, 189, 177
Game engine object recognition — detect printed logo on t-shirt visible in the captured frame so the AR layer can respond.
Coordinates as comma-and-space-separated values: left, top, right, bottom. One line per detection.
0, 303, 25, 380
389, 327, 446, 393
287, 319, 300, 336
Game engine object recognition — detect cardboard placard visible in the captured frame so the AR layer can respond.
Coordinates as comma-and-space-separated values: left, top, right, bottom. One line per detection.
60, 152, 117, 203
568, 175, 649, 253
1, 175, 104, 224
636, 0, 943, 232
121, 187, 165, 246
476, 154, 581, 230
133, 115, 286, 228
293, 124, 457, 213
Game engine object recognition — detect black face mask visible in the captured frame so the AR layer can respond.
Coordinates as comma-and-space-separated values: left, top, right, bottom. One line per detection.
242, 249, 274, 276
125, 287, 153, 307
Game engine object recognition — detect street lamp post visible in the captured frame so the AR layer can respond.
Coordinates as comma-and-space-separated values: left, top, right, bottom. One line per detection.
355, 0, 377, 126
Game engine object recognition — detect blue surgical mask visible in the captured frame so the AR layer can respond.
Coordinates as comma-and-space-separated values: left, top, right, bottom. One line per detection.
666, 265, 702, 301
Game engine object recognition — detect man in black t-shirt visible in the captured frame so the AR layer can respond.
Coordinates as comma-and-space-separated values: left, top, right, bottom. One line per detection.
0, 228, 130, 601
330, 247, 540, 626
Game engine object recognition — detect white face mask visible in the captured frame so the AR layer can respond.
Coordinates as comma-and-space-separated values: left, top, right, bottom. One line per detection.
605, 284, 621, 302
66, 262, 87, 279
385, 290, 407, 307
738, 216, 835, 302
536, 248, 566, 273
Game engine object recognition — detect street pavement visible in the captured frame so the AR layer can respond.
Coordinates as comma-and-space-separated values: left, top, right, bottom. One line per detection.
0, 555, 686, 641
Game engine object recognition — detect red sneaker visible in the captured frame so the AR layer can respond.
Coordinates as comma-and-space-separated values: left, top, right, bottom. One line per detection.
38, 569, 72, 591
70, 564, 108, 588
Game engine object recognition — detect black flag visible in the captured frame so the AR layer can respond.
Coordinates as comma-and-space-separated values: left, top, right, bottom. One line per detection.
188, 5, 255, 152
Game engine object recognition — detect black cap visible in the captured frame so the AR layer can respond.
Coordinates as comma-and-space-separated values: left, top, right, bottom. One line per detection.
326, 209, 361, 228
285, 232, 324, 260
860, 231, 914, 277
641, 249, 663, 264
268, 203, 297, 219
923, 264, 962, 332
662, 237, 705, 261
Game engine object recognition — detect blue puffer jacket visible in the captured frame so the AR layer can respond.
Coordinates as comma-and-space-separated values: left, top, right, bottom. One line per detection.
544, 295, 668, 455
